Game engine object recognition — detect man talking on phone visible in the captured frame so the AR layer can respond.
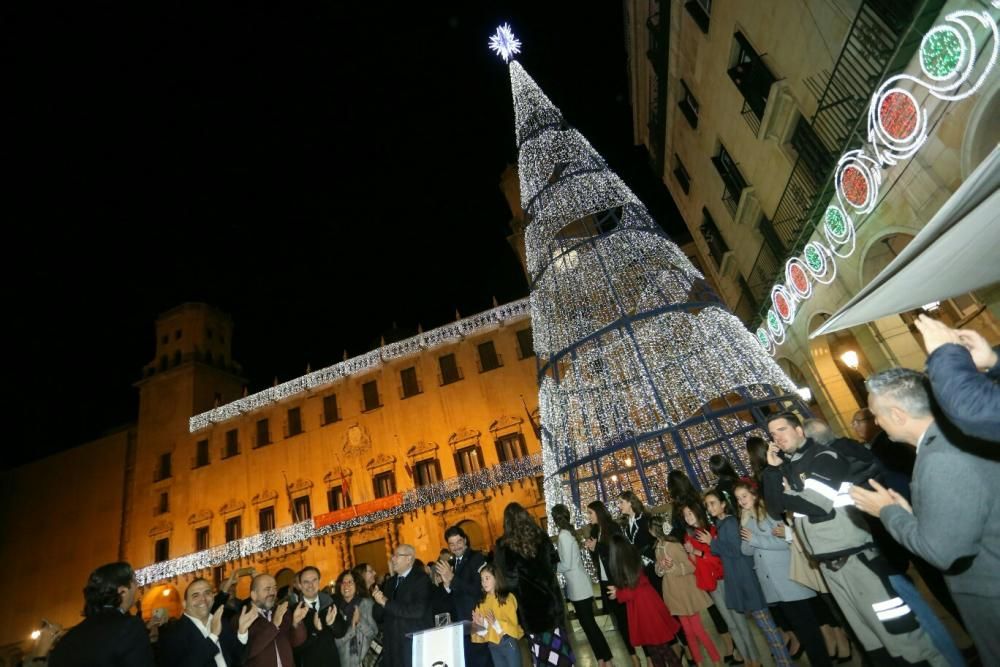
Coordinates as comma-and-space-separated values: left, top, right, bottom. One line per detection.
156, 578, 242, 666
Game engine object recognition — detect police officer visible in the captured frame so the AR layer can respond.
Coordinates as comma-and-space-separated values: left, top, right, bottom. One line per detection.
762, 412, 946, 666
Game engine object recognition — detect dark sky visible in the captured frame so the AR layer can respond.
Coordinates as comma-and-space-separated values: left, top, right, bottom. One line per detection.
3, 2, 684, 468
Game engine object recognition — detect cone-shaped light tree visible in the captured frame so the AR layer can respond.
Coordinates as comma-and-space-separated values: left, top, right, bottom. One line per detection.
491, 25, 807, 516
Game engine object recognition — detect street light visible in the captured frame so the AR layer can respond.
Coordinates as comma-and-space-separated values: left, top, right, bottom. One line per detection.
840, 350, 860, 370
30, 630, 40, 640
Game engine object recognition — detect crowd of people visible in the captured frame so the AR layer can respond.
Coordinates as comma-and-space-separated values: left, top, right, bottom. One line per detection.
23, 317, 998, 666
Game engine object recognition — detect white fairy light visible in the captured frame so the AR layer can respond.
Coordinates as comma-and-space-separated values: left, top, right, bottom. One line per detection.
756, 9, 999, 354
136, 453, 543, 585
190, 298, 531, 432
504, 56, 800, 511
489, 23, 522, 63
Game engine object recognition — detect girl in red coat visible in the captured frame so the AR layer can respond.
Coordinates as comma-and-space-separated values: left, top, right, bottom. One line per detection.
607, 534, 682, 667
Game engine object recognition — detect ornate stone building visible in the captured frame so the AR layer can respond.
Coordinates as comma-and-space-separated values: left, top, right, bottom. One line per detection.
0, 299, 545, 660
626, 0, 1000, 431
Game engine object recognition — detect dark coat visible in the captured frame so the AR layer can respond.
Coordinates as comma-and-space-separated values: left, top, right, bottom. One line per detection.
156, 614, 242, 667
242, 606, 307, 667
926, 343, 1000, 443
48, 610, 155, 667
588, 522, 623, 581
446, 548, 485, 622
371, 567, 434, 667
494, 534, 564, 634
294, 597, 348, 667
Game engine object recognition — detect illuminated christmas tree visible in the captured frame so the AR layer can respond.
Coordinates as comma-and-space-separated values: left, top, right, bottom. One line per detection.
491, 25, 805, 514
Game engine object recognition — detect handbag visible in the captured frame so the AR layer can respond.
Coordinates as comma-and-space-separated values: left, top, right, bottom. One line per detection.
788, 529, 828, 593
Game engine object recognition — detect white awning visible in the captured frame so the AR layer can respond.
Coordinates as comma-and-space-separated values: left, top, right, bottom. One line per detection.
811, 143, 1000, 338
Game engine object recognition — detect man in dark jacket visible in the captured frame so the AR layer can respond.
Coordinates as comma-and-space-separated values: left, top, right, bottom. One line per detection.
372, 544, 433, 667
48, 562, 155, 667
156, 578, 242, 667
436, 525, 491, 667
915, 314, 1000, 443
293, 565, 347, 666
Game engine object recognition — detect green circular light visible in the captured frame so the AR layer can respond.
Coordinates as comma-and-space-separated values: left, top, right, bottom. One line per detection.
805, 245, 823, 271
921, 28, 962, 79
825, 207, 846, 237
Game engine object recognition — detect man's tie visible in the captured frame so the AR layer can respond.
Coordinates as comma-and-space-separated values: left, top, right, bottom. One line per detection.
455, 556, 462, 572
395, 575, 404, 591
313, 601, 319, 613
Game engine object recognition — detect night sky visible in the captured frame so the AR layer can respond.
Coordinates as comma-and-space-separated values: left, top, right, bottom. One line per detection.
4, 2, 684, 468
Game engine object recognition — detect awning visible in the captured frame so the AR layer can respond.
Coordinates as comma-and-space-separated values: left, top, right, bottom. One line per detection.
812, 143, 1000, 338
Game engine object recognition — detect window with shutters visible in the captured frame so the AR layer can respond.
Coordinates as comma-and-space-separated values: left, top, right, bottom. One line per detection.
362, 380, 381, 411
287, 407, 303, 437
496, 433, 528, 463
225, 516, 242, 542
322, 394, 340, 425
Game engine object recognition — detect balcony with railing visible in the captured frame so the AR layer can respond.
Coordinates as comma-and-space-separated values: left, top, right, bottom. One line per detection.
712, 145, 748, 216
749, 0, 945, 326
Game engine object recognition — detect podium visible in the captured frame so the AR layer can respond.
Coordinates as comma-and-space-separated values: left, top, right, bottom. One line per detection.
408, 620, 480, 667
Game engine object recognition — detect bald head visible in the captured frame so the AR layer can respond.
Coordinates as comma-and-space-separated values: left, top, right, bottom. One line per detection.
250, 574, 277, 610
803, 418, 835, 445
391, 544, 416, 575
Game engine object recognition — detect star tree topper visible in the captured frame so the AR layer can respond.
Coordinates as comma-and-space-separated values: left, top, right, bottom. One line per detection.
489, 23, 522, 63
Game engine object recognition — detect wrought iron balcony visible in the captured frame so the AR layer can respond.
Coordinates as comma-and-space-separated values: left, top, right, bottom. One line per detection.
750, 0, 946, 327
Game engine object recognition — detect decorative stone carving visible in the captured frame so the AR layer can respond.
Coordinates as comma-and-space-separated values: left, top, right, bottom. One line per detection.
489, 416, 522, 434
251, 490, 278, 506
448, 427, 481, 445
219, 499, 245, 516
149, 520, 173, 537
365, 453, 396, 470
288, 478, 313, 493
343, 424, 372, 456
323, 468, 353, 485
187, 509, 213, 525
406, 441, 439, 459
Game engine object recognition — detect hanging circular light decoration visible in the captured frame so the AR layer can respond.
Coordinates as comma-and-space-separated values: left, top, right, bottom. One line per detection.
921, 25, 965, 80
786, 258, 812, 299
766, 308, 786, 344
756, 328, 773, 353
879, 90, 920, 142
834, 150, 881, 215
822, 206, 856, 259
771, 285, 795, 324
803, 241, 837, 285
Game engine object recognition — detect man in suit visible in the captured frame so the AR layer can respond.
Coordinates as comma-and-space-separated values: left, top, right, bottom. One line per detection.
372, 543, 433, 667
48, 561, 154, 667
851, 367, 1000, 665
156, 578, 243, 667
435, 525, 491, 667
293, 565, 347, 666
237, 573, 308, 667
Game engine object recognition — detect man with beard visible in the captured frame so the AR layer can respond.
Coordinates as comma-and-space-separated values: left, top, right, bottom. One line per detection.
156, 578, 245, 666
238, 573, 308, 667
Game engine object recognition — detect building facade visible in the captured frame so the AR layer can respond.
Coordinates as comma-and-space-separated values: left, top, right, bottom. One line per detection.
626, 0, 1000, 431
0, 301, 544, 660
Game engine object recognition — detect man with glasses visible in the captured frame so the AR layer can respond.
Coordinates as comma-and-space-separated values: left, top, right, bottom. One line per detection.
372, 545, 433, 667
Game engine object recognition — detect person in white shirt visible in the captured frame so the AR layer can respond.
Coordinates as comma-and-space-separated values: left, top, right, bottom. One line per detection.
156, 578, 243, 667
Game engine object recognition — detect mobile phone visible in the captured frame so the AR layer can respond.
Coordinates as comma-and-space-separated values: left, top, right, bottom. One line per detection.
153, 607, 168, 623
236, 567, 255, 577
